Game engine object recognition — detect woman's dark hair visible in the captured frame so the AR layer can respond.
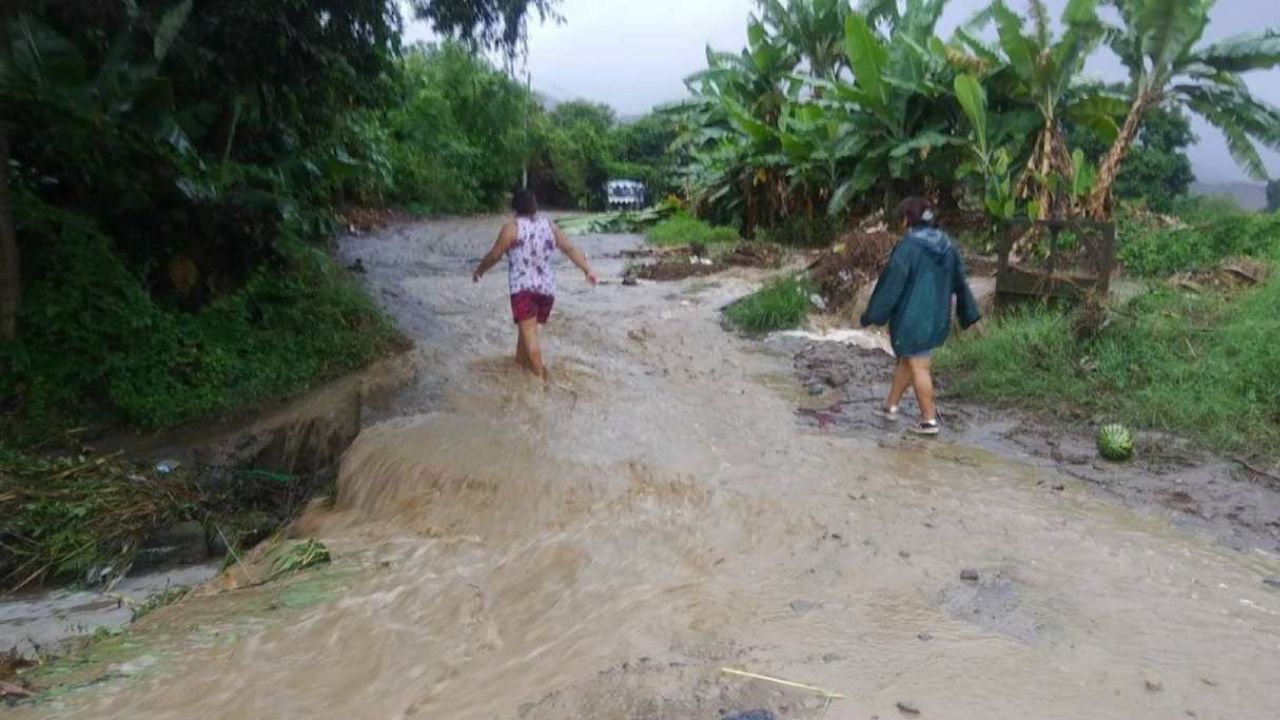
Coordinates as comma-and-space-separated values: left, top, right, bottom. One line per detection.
897, 196, 936, 228
513, 189, 538, 216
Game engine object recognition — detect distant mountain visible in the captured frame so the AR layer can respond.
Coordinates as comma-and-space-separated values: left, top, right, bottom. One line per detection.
1191, 181, 1268, 211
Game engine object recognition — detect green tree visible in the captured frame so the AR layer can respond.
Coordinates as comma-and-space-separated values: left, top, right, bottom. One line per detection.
409, 0, 560, 55
1087, 0, 1280, 218
1069, 102, 1195, 209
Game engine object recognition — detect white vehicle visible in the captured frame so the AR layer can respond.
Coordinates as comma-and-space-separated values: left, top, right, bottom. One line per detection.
606, 179, 646, 210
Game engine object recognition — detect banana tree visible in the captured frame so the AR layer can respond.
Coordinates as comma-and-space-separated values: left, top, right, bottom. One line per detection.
676, 17, 801, 233
1088, 0, 1280, 218
963, 0, 1123, 220
820, 6, 968, 216
755, 0, 852, 81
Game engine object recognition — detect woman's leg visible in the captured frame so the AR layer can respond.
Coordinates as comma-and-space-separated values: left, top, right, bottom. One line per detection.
515, 329, 530, 370
907, 356, 936, 422
517, 318, 545, 378
884, 357, 912, 410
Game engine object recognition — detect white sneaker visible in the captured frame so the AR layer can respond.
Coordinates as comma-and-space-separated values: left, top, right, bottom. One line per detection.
909, 419, 940, 436
874, 405, 901, 422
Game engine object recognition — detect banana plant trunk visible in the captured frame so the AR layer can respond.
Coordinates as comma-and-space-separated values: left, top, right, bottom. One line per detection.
0, 129, 18, 342
1088, 92, 1152, 220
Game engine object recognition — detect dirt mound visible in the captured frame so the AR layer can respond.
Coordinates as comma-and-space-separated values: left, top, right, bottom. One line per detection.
721, 242, 784, 269
807, 228, 898, 311
339, 207, 413, 235
633, 258, 725, 281
1168, 257, 1269, 293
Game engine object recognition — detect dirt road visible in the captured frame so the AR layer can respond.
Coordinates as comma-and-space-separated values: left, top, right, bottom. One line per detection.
16, 216, 1280, 720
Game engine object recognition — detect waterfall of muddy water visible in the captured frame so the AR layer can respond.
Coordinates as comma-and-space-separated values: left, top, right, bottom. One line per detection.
19, 217, 1280, 720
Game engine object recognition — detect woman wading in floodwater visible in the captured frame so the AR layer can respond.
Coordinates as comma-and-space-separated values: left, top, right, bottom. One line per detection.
473, 190, 598, 378
861, 197, 981, 435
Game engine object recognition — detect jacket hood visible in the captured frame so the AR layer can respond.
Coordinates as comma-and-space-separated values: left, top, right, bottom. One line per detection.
904, 226, 952, 262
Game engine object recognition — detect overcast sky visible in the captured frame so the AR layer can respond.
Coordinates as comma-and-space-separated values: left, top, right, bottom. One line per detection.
406, 0, 1280, 183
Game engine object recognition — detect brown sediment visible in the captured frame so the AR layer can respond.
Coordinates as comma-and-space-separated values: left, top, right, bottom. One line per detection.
9, 216, 1279, 720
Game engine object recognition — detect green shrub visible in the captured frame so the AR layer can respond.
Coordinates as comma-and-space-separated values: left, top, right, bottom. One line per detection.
1117, 203, 1280, 276
760, 214, 841, 247
723, 276, 815, 333
938, 272, 1280, 458
647, 213, 740, 247
1, 202, 401, 431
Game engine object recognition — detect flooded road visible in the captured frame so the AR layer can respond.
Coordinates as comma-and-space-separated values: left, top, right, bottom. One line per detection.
17, 216, 1280, 719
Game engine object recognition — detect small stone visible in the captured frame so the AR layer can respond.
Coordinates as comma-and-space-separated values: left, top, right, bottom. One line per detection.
622, 275, 638, 286
917, 631, 933, 641
896, 701, 921, 716
960, 568, 980, 582
1145, 677, 1164, 692
790, 600, 821, 614
807, 384, 825, 396
1263, 575, 1280, 590
1051, 483, 1065, 491
899, 550, 911, 559
821, 652, 843, 663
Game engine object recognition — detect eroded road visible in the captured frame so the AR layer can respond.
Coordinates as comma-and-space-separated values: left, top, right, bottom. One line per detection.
18, 217, 1280, 720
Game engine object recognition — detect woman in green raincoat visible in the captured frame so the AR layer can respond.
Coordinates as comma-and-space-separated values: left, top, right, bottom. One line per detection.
860, 197, 981, 435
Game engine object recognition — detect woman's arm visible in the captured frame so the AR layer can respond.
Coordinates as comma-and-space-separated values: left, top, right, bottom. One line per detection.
473, 222, 516, 282
553, 224, 599, 286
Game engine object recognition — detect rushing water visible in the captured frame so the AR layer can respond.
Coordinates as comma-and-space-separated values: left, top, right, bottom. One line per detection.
17, 217, 1280, 720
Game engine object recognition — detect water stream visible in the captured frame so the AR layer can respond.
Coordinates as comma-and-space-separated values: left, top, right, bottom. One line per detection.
14, 217, 1280, 720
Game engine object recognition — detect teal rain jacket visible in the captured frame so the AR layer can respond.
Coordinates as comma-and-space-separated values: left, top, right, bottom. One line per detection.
859, 226, 981, 357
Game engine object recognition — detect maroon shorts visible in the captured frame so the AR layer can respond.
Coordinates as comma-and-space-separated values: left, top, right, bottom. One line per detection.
511, 291, 555, 324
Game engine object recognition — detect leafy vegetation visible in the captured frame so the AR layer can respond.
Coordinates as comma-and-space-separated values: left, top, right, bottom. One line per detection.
271, 539, 332, 579
1117, 200, 1280, 276
938, 253, 1280, 459
647, 213, 740, 248
667, 0, 1280, 234
723, 276, 816, 333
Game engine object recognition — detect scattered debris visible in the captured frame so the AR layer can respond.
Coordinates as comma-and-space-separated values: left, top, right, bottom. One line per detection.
635, 258, 725, 281
0, 680, 33, 700
271, 539, 332, 579
807, 226, 898, 313
720, 667, 846, 699
557, 208, 672, 236
721, 242, 784, 269
1168, 257, 1269, 293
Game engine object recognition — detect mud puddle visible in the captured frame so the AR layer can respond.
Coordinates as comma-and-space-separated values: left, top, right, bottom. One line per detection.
9, 216, 1279, 720
786, 335, 1280, 555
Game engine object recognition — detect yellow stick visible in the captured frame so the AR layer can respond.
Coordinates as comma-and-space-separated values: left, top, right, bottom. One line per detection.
720, 667, 847, 699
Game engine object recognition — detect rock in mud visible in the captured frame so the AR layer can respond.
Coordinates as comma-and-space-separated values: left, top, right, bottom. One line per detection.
896, 700, 921, 716
916, 631, 933, 641
789, 600, 822, 614
960, 568, 980, 582
722, 711, 775, 720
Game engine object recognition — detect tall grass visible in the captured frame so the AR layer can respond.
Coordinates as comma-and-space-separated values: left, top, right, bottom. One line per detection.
647, 213, 740, 248
723, 276, 815, 333
937, 273, 1280, 457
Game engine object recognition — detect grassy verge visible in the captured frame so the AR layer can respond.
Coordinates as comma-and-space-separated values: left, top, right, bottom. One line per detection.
647, 212, 740, 248
723, 276, 816, 333
937, 266, 1280, 459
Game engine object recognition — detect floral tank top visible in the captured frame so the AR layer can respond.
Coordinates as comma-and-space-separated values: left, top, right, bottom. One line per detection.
507, 215, 556, 296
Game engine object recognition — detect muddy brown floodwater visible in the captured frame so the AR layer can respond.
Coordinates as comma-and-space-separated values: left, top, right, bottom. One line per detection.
15, 217, 1280, 720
